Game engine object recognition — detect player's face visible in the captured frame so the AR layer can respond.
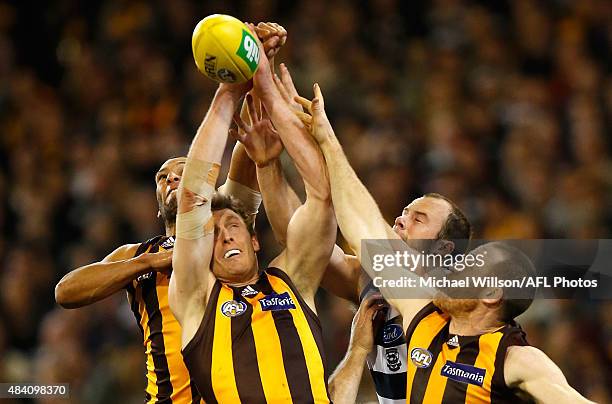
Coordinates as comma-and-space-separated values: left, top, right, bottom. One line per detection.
393, 196, 452, 243
211, 209, 260, 283
155, 157, 186, 221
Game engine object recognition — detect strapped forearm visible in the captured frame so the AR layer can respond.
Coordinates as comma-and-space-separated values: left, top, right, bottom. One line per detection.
218, 177, 262, 217
172, 86, 238, 321
256, 158, 301, 246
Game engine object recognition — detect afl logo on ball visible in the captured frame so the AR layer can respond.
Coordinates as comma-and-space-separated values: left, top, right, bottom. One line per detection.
410, 348, 433, 368
221, 300, 247, 317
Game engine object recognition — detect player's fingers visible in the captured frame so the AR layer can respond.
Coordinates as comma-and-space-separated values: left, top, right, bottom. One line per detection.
261, 102, 270, 120
295, 96, 312, 112
245, 94, 259, 124
279, 63, 300, 98
295, 111, 313, 125
233, 110, 249, 133
313, 83, 325, 110
265, 120, 279, 135
274, 73, 291, 104
257, 22, 273, 31
229, 128, 245, 143
263, 36, 280, 52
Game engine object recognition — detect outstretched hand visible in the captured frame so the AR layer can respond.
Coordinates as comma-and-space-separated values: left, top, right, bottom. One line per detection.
230, 94, 283, 167
294, 82, 336, 145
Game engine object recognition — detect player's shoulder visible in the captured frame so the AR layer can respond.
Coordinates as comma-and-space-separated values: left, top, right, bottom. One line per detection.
102, 243, 141, 262
504, 345, 564, 386
102, 235, 166, 262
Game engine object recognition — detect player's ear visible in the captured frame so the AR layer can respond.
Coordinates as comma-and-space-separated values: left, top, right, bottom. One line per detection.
481, 287, 503, 305
251, 234, 260, 252
433, 239, 454, 255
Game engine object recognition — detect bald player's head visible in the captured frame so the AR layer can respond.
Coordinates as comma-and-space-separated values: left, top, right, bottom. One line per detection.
155, 157, 186, 223
433, 242, 536, 321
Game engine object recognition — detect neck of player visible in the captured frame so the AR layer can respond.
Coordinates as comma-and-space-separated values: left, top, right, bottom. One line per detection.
165, 221, 176, 237
449, 306, 505, 336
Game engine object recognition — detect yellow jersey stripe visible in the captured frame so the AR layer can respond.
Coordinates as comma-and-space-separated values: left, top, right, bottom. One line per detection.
466, 331, 504, 403
406, 311, 449, 399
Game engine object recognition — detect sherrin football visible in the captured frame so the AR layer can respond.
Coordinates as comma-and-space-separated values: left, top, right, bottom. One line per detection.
191, 14, 260, 83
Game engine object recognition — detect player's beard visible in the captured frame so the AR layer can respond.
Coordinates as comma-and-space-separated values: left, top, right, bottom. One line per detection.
159, 197, 178, 224
432, 295, 479, 317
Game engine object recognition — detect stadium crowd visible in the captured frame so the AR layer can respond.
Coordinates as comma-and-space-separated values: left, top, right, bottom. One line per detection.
0, 0, 610, 402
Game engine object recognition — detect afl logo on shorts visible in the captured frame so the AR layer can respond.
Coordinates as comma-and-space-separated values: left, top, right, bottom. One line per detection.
410, 348, 433, 368
221, 300, 247, 317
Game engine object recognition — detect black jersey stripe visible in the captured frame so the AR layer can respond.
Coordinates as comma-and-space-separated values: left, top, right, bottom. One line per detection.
189, 378, 201, 404
141, 272, 174, 402
370, 370, 407, 400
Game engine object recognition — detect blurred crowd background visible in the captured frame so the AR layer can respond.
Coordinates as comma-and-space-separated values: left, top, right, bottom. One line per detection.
0, 0, 610, 402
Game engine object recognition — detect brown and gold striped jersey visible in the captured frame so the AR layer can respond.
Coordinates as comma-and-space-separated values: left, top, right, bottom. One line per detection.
182, 267, 330, 403
126, 235, 203, 404
405, 303, 530, 404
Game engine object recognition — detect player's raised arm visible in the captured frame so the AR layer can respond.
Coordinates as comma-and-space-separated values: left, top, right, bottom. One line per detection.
295, 86, 433, 325
251, 41, 336, 305
217, 22, 288, 222
169, 82, 248, 347
504, 346, 596, 404
231, 94, 300, 247
55, 244, 171, 308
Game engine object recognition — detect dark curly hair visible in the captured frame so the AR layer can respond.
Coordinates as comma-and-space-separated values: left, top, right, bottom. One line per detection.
211, 192, 255, 235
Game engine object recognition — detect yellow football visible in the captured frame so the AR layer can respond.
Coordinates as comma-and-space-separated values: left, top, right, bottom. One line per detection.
191, 14, 260, 83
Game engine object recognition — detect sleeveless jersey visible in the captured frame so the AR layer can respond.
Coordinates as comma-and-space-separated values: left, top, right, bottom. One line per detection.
405, 303, 530, 403
181, 267, 330, 403
126, 235, 202, 404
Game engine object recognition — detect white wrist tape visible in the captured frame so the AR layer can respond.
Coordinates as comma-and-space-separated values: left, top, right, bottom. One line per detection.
181, 159, 220, 197
176, 206, 214, 239
175, 159, 220, 240
218, 178, 262, 216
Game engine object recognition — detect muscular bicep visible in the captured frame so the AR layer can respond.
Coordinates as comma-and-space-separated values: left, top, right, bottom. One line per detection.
505, 346, 595, 404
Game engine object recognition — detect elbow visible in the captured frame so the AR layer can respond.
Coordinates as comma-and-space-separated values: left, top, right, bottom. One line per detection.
54, 278, 80, 309
327, 377, 337, 402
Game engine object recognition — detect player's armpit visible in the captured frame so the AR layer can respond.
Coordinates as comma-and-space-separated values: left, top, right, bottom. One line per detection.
320, 250, 361, 304
505, 346, 596, 404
